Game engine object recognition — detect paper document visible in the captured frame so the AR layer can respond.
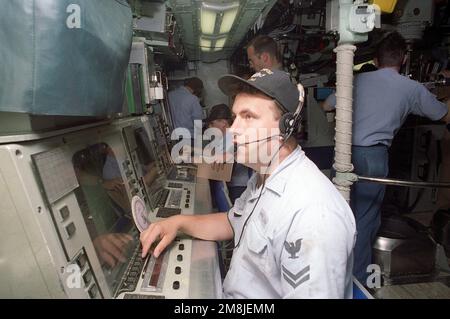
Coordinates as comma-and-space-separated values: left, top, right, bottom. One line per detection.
196, 162, 233, 182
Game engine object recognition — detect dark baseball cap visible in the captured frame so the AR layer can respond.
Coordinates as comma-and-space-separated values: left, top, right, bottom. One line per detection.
206, 104, 232, 123
218, 68, 299, 113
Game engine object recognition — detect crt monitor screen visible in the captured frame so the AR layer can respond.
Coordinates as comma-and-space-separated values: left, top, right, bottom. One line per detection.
133, 127, 165, 209
134, 127, 156, 167
72, 142, 137, 296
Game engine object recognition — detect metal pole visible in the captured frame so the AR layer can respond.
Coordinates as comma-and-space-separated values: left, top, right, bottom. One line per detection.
357, 175, 450, 189
332, 44, 356, 202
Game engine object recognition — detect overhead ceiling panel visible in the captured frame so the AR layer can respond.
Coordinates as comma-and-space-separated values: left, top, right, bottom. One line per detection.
168, 0, 278, 62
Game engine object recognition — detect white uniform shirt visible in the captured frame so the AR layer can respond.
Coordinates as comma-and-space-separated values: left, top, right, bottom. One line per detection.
222, 146, 356, 298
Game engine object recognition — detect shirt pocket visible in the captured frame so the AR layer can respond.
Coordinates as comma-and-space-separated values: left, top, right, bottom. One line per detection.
242, 223, 272, 273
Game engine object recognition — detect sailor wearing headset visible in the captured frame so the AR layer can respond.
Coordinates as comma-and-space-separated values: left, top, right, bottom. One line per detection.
140, 69, 356, 298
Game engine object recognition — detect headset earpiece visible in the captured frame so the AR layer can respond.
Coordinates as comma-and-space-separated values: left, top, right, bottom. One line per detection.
279, 83, 305, 140
279, 112, 295, 138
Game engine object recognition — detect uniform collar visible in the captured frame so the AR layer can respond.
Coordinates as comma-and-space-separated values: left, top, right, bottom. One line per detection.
378, 67, 399, 75
180, 86, 190, 94
248, 146, 304, 199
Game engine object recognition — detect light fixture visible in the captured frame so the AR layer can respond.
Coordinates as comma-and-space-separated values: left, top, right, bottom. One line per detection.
200, 2, 239, 52
200, 7, 216, 35
214, 37, 227, 51
200, 37, 212, 52
200, 36, 227, 52
219, 7, 238, 34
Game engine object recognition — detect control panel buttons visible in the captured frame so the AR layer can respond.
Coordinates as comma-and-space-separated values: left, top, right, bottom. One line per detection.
76, 253, 87, 269
122, 160, 131, 170
131, 266, 140, 272
59, 206, 70, 222
65, 222, 76, 239
88, 284, 99, 299
83, 270, 93, 286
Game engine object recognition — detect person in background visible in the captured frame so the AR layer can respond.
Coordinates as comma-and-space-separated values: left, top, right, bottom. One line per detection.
206, 104, 252, 204
322, 31, 450, 284
246, 35, 282, 72
168, 77, 204, 138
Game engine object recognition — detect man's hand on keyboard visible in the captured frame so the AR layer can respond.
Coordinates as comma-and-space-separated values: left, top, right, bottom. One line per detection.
140, 217, 179, 258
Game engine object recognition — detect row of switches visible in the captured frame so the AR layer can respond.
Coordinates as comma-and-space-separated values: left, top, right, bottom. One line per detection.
172, 243, 185, 290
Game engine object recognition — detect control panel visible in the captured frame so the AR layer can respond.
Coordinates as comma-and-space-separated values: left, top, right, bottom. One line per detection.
116, 237, 192, 299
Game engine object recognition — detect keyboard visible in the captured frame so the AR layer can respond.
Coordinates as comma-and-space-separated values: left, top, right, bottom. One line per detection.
168, 182, 183, 189
167, 189, 182, 208
157, 189, 170, 207
157, 207, 181, 218
114, 244, 146, 296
